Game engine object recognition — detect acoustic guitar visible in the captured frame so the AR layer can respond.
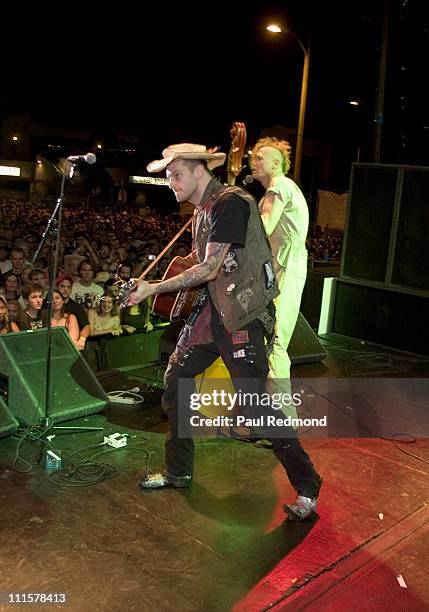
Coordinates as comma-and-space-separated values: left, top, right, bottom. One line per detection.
152, 256, 205, 321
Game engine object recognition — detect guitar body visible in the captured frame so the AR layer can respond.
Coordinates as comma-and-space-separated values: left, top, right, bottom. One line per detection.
152, 256, 203, 322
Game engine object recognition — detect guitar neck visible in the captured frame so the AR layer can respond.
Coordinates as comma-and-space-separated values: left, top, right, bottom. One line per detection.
136, 216, 194, 281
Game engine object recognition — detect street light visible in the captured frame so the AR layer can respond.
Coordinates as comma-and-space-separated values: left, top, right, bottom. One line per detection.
11, 135, 19, 160
267, 24, 311, 184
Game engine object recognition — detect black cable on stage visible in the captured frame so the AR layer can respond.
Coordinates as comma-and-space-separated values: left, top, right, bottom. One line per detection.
48, 438, 152, 487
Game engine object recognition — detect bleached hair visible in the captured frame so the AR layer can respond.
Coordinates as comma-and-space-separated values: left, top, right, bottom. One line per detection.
253, 137, 292, 175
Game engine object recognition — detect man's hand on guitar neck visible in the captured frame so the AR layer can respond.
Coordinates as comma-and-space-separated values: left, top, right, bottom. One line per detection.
128, 279, 156, 305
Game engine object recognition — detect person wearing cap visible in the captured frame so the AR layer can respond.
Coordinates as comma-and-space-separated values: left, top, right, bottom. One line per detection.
64, 253, 86, 282
56, 273, 91, 350
128, 143, 322, 520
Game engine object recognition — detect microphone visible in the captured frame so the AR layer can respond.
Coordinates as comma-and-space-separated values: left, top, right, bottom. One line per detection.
67, 153, 97, 165
242, 174, 254, 186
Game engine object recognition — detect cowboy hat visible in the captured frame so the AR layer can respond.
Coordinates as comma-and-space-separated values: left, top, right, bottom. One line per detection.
147, 143, 226, 174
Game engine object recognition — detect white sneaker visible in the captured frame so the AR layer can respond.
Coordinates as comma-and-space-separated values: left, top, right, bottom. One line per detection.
138, 472, 192, 489
283, 495, 318, 520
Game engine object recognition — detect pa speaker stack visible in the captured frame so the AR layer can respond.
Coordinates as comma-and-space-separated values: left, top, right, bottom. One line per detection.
324, 162, 429, 355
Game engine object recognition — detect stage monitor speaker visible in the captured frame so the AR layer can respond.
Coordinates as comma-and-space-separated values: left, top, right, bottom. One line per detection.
103, 326, 168, 370
288, 312, 328, 365
328, 278, 429, 356
0, 327, 108, 426
342, 163, 429, 292
0, 396, 18, 438
158, 314, 327, 366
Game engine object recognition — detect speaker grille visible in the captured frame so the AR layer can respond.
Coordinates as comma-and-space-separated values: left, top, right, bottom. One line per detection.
0, 327, 107, 425
392, 168, 429, 290
333, 280, 429, 355
342, 164, 398, 282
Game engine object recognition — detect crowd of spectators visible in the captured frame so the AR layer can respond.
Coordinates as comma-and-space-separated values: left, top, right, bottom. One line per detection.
0, 197, 343, 349
306, 225, 343, 263
0, 197, 191, 346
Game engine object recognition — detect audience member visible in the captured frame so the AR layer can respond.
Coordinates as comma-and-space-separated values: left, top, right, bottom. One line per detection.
17, 283, 47, 330
2, 272, 21, 300
72, 233, 99, 269
1, 247, 29, 277
56, 273, 91, 350
71, 259, 104, 306
20, 264, 34, 285
87, 294, 135, 337
50, 290, 80, 347
6, 299, 23, 325
29, 268, 48, 296
0, 295, 20, 333
64, 254, 86, 281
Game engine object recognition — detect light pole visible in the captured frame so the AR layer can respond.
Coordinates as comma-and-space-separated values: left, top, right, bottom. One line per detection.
267, 25, 311, 184
373, 0, 389, 163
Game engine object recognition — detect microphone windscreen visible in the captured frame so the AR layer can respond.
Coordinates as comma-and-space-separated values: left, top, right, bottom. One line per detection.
86, 153, 97, 165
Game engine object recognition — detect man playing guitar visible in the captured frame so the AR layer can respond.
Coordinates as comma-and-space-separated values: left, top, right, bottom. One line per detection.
128, 142, 322, 521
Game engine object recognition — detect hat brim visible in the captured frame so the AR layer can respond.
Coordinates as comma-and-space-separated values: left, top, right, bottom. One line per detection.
147, 151, 226, 174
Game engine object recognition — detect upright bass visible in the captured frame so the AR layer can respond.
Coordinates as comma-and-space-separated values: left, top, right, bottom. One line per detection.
226, 121, 247, 186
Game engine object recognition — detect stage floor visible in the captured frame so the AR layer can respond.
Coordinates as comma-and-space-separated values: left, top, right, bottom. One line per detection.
1, 335, 428, 611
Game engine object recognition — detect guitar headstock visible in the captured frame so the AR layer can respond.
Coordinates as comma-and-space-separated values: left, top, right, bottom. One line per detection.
115, 278, 137, 308
227, 121, 247, 185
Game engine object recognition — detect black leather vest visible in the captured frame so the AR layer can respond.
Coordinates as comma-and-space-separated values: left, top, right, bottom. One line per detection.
193, 180, 278, 333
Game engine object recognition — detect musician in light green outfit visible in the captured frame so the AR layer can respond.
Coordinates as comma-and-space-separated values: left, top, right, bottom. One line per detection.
251, 137, 309, 420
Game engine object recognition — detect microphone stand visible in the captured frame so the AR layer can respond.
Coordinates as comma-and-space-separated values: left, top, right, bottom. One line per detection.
33, 161, 102, 466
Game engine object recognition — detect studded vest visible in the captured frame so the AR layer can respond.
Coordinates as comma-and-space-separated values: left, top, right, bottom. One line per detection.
193, 180, 279, 333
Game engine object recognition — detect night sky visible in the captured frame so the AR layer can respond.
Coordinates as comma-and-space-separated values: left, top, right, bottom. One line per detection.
1, 1, 428, 188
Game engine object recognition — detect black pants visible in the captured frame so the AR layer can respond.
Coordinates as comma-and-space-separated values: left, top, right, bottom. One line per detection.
163, 305, 321, 498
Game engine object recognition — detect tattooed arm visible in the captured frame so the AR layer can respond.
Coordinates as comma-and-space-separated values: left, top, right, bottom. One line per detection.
128, 242, 231, 304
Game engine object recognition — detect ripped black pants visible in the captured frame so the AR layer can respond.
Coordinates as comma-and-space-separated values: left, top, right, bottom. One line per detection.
162, 305, 321, 498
